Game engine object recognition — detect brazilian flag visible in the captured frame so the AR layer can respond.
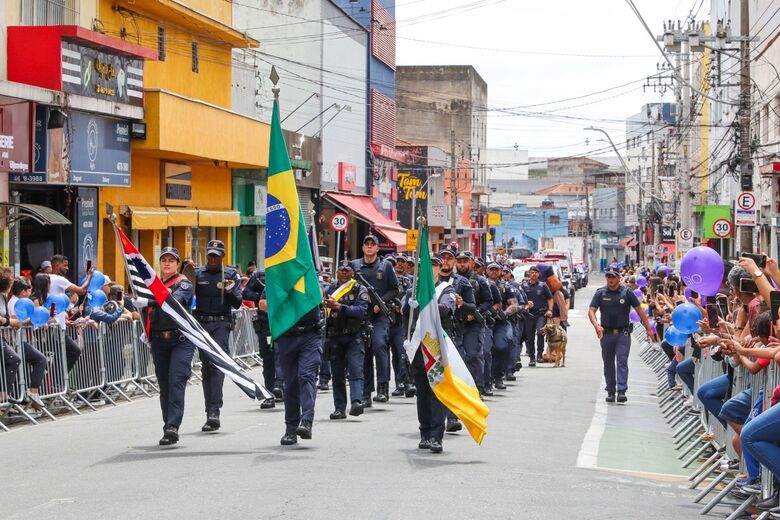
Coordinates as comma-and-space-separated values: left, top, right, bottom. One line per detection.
265, 99, 322, 339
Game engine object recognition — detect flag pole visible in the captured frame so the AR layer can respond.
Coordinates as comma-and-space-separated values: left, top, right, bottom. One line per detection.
105, 203, 137, 299
405, 215, 425, 343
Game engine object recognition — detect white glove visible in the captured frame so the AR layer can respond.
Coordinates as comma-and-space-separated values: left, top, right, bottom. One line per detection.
132, 297, 149, 309
408, 298, 419, 310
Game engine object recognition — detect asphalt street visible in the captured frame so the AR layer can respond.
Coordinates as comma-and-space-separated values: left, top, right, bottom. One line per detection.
3, 279, 703, 520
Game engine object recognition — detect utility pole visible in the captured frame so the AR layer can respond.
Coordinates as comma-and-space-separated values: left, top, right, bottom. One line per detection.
738, 0, 754, 253
679, 34, 692, 237
584, 180, 591, 267
637, 164, 644, 264
450, 129, 458, 245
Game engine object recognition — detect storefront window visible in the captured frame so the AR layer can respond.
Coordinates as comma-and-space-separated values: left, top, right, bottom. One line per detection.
191, 226, 215, 265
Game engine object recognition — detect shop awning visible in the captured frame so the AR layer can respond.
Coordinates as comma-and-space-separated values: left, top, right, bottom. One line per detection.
128, 206, 168, 230
198, 210, 240, 227
324, 192, 408, 250
167, 208, 199, 227
0, 203, 71, 226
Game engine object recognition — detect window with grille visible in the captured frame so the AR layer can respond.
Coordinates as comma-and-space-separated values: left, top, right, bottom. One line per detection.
191, 41, 199, 73
549, 215, 561, 225
21, 0, 79, 25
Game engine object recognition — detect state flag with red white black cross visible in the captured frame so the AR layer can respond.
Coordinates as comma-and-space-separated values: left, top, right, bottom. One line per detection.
116, 227, 272, 401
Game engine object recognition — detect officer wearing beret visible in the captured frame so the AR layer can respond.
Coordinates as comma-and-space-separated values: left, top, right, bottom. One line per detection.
194, 239, 242, 432
351, 234, 399, 405
588, 268, 652, 403
144, 247, 195, 446
323, 261, 369, 419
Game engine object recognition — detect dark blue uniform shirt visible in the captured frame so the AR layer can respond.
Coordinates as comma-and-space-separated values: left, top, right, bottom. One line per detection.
439, 272, 476, 323
350, 258, 399, 302
522, 280, 553, 315
195, 266, 242, 316
589, 285, 640, 329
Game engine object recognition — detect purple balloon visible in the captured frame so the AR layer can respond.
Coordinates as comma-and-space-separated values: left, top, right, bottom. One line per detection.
649, 320, 657, 334
680, 246, 723, 296
629, 309, 640, 322
633, 289, 643, 299
684, 287, 692, 301
636, 275, 648, 287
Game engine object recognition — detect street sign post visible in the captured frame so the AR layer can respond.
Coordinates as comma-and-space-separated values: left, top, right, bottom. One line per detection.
330, 213, 349, 273
406, 229, 418, 252
736, 191, 756, 211
735, 191, 757, 227
678, 227, 694, 254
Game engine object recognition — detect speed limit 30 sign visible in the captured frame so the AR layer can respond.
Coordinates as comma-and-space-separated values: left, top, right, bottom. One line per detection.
712, 218, 732, 238
330, 213, 349, 232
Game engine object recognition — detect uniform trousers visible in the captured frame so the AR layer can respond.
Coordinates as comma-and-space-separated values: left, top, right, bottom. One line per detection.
412, 346, 445, 442
491, 321, 512, 379
278, 330, 323, 433
151, 337, 195, 429
458, 324, 484, 388
199, 320, 231, 416
600, 331, 631, 393
328, 333, 365, 411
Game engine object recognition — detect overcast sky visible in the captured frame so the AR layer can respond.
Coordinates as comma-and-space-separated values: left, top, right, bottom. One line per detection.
396, 0, 690, 158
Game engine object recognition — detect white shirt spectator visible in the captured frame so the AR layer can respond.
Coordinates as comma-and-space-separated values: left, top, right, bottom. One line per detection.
7, 295, 16, 319
48, 274, 72, 296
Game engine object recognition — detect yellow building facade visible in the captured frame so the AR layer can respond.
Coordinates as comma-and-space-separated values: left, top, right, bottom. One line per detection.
95, 0, 269, 284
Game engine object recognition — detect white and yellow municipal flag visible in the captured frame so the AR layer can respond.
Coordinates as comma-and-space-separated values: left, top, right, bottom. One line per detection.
405, 228, 489, 444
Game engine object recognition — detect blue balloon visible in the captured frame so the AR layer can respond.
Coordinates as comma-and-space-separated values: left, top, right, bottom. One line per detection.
30, 306, 49, 329
664, 325, 688, 347
89, 290, 107, 308
15, 297, 34, 321
672, 302, 703, 334
88, 271, 106, 292
58, 293, 72, 313
191, 295, 197, 310
655, 263, 666, 272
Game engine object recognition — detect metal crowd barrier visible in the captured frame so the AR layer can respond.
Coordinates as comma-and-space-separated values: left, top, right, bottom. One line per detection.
1, 309, 264, 431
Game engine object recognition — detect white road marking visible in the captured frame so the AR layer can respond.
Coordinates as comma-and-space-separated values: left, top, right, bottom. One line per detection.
576, 387, 608, 470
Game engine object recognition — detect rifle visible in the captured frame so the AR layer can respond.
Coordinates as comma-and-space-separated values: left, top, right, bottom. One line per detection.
355, 272, 395, 325
467, 278, 487, 327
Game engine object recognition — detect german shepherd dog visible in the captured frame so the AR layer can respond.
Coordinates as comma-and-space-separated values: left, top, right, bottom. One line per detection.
542, 321, 567, 367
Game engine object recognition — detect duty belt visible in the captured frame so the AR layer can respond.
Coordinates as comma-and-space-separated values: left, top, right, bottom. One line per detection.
283, 320, 325, 336
195, 313, 231, 323
156, 329, 184, 341
604, 327, 631, 335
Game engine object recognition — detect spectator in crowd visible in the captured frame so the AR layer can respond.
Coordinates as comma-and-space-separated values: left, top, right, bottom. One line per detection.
37, 261, 52, 275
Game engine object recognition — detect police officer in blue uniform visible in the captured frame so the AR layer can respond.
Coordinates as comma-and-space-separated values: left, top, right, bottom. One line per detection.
503, 265, 527, 379
388, 255, 415, 398
351, 234, 399, 405
588, 268, 652, 403
521, 265, 553, 367
323, 261, 369, 419
487, 263, 518, 390
194, 239, 242, 432
407, 254, 456, 453
242, 269, 284, 409
143, 247, 195, 446
455, 251, 492, 393
259, 292, 324, 445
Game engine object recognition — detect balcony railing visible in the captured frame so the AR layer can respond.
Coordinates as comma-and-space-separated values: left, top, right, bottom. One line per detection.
21, 0, 79, 26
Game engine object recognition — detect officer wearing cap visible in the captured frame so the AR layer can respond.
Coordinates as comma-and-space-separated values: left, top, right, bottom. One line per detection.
486, 262, 519, 390
455, 251, 493, 395
503, 265, 527, 377
521, 265, 554, 366
141, 247, 195, 446
323, 261, 369, 419
194, 239, 242, 432
388, 255, 415, 398
242, 268, 284, 409
589, 269, 652, 403
351, 234, 399, 405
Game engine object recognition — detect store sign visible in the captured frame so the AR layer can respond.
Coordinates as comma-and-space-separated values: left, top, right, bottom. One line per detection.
61, 42, 144, 107
254, 184, 266, 217
162, 162, 192, 206
338, 162, 356, 192
0, 101, 33, 174
396, 169, 428, 229
70, 111, 131, 186
661, 225, 675, 242
75, 187, 98, 283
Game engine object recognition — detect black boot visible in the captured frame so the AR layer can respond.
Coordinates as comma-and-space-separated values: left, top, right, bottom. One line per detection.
374, 383, 389, 403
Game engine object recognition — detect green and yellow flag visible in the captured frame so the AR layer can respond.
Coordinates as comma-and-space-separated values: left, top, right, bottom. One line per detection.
265, 98, 322, 339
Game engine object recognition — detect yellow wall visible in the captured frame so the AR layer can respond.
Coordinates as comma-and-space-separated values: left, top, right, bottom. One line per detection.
97, 1, 233, 108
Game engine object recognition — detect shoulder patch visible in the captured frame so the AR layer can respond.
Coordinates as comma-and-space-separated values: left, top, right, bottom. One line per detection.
179, 281, 192, 291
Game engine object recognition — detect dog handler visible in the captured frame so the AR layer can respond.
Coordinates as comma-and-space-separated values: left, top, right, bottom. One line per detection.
588, 268, 652, 403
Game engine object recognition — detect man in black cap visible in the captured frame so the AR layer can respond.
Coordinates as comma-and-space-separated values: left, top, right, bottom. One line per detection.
388, 255, 415, 397
521, 265, 553, 366
351, 234, 399, 404
486, 262, 521, 390
138, 247, 195, 445
503, 265, 528, 378
588, 268, 652, 403
194, 239, 242, 432
323, 261, 369, 419
455, 251, 493, 394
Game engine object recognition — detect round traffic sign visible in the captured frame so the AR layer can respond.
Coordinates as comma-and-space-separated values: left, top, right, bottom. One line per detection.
737, 191, 756, 211
330, 213, 349, 232
712, 218, 732, 238
679, 227, 693, 241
